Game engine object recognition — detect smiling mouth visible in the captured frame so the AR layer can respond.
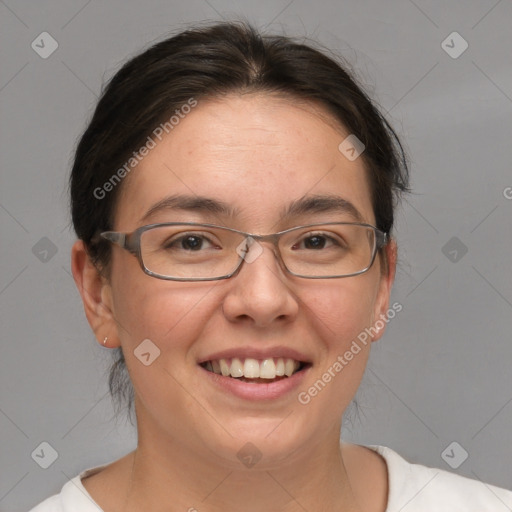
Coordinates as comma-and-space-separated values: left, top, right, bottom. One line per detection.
200, 357, 310, 383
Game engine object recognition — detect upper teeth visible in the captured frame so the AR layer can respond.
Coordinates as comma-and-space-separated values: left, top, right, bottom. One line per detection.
204, 358, 301, 379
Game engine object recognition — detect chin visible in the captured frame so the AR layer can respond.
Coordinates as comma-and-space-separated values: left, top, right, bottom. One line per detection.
197, 417, 314, 470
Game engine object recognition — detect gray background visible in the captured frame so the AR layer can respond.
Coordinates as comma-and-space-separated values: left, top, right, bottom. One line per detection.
1, 1, 511, 510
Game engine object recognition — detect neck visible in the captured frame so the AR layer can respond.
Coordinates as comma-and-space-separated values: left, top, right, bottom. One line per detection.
120, 423, 362, 512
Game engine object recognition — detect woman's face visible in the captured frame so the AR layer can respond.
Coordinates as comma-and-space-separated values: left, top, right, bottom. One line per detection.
91, 93, 395, 467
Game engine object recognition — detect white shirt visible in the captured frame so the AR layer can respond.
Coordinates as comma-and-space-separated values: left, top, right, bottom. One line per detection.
28, 445, 512, 511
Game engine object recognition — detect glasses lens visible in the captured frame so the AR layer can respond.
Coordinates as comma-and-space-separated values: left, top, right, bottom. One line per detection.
279, 224, 376, 277
140, 224, 243, 279
139, 223, 378, 280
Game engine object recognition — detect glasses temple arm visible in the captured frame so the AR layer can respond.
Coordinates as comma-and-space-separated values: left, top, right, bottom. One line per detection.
376, 231, 389, 248
100, 231, 127, 248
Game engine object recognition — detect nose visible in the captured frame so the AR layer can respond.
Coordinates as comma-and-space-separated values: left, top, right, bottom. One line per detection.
221, 240, 299, 328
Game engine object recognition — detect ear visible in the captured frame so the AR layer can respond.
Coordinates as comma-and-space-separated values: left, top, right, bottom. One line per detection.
370, 238, 397, 342
71, 240, 121, 348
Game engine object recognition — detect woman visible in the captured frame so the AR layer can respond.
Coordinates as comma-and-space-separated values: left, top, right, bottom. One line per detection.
30, 21, 512, 512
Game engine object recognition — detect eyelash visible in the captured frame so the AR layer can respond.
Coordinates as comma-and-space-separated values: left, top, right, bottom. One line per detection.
163, 232, 343, 251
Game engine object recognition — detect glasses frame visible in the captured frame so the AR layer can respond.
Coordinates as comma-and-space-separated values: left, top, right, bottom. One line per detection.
99, 221, 388, 281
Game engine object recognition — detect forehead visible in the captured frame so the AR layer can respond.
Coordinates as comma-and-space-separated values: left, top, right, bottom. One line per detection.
115, 93, 375, 230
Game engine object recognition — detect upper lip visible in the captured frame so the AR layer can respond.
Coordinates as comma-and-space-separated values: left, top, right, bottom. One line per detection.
198, 346, 312, 364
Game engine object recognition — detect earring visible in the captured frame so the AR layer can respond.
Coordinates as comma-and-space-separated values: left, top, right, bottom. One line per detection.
103, 336, 108, 346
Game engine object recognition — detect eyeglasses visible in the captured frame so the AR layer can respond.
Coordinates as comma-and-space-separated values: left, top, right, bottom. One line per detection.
99, 222, 388, 281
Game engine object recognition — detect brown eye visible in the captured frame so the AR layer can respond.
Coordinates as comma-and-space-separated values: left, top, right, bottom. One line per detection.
163, 233, 217, 251
292, 232, 339, 251
179, 236, 204, 251
303, 235, 328, 249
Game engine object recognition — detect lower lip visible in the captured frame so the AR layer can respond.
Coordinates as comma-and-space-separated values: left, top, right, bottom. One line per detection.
199, 365, 311, 401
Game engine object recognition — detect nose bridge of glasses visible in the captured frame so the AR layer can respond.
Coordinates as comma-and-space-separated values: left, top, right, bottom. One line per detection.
247, 232, 281, 248
232, 232, 285, 274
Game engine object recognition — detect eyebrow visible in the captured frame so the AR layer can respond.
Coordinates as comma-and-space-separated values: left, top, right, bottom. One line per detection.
140, 193, 364, 224
141, 194, 241, 222
282, 194, 364, 223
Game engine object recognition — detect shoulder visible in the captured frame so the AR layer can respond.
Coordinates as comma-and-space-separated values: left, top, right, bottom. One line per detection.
367, 444, 512, 512
28, 465, 107, 512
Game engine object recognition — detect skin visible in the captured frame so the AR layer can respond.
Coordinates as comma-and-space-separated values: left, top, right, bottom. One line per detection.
71, 92, 396, 512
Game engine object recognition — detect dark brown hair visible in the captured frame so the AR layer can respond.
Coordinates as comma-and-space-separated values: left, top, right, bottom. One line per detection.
70, 21, 409, 421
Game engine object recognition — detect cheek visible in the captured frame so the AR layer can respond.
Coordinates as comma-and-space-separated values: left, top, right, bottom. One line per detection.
110, 276, 222, 425
112, 274, 219, 351
304, 277, 377, 348
297, 281, 377, 418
